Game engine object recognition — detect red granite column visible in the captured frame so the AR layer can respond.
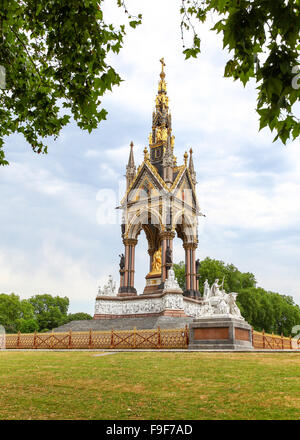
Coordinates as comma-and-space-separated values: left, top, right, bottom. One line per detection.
130, 241, 137, 288
119, 239, 137, 296
183, 243, 198, 297
119, 270, 124, 289
191, 247, 196, 291
124, 243, 130, 287
161, 237, 166, 282
184, 244, 191, 291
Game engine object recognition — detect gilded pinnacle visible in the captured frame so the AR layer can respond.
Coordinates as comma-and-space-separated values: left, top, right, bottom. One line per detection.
144, 146, 149, 160
184, 151, 188, 165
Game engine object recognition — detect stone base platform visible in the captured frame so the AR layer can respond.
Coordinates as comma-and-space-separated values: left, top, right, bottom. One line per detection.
188, 317, 253, 350
94, 290, 203, 321
53, 315, 194, 332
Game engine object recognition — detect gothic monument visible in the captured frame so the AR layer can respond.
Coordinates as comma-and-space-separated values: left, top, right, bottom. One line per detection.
94, 59, 253, 349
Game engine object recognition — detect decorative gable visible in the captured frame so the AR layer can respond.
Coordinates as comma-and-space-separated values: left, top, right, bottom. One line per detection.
172, 169, 198, 211
121, 161, 166, 206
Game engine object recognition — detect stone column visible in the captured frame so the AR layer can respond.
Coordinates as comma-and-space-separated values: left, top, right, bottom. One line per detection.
191, 247, 196, 291
119, 269, 125, 289
184, 244, 191, 291
148, 248, 155, 272
161, 237, 166, 282
183, 242, 198, 298
124, 243, 130, 287
130, 242, 136, 288
118, 238, 137, 296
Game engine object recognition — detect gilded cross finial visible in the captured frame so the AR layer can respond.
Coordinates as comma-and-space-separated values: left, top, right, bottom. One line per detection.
160, 57, 166, 79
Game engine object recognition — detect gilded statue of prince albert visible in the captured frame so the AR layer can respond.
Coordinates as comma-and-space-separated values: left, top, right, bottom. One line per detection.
151, 248, 162, 273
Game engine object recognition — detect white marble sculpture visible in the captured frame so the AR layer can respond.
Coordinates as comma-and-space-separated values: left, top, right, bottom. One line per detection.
227, 292, 242, 318
98, 275, 116, 296
203, 279, 211, 299
163, 268, 183, 292
94, 275, 244, 320
200, 279, 244, 319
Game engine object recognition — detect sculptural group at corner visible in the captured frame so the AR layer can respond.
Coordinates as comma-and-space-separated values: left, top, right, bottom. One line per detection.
201, 278, 243, 319
98, 275, 117, 296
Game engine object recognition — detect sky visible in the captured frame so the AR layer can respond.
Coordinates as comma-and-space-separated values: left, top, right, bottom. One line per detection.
0, 0, 300, 315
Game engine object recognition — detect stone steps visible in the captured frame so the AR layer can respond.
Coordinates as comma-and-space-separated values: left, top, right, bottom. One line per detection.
53, 316, 194, 332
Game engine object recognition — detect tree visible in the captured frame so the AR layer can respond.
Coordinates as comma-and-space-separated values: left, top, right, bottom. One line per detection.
197, 257, 256, 294
36, 305, 67, 330
0, 292, 94, 332
197, 257, 230, 293
0, 293, 23, 333
0, 293, 35, 333
181, 0, 300, 144
173, 261, 186, 290
16, 318, 39, 333
174, 257, 257, 293
0, 0, 141, 165
236, 286, 300, 335
28, 294, 69, 331
66, 312, 93, 322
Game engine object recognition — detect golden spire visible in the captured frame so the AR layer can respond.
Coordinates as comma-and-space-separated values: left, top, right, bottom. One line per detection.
149, 58, 171, 149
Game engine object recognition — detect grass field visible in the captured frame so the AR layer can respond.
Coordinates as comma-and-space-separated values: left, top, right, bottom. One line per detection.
0, 351, 299, 420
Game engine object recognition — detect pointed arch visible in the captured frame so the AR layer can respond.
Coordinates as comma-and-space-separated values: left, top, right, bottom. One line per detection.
126, 207, 163, 241
173, 209, 198, 244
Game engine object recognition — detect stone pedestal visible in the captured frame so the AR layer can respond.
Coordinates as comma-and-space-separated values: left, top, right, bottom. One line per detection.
188, 317, 253, 350
117, 286, 137, 297
143, 273, 162, 294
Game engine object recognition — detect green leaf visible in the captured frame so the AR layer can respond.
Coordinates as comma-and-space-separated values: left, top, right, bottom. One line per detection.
265, 78, 283, 99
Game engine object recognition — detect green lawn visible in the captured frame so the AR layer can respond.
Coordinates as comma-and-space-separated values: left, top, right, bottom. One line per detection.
0, 351, 299, 420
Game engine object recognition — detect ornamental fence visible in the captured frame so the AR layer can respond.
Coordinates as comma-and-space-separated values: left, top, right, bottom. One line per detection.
4, 327, 189, 350
3, 327, 300, 350
252, 329, 300, 350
